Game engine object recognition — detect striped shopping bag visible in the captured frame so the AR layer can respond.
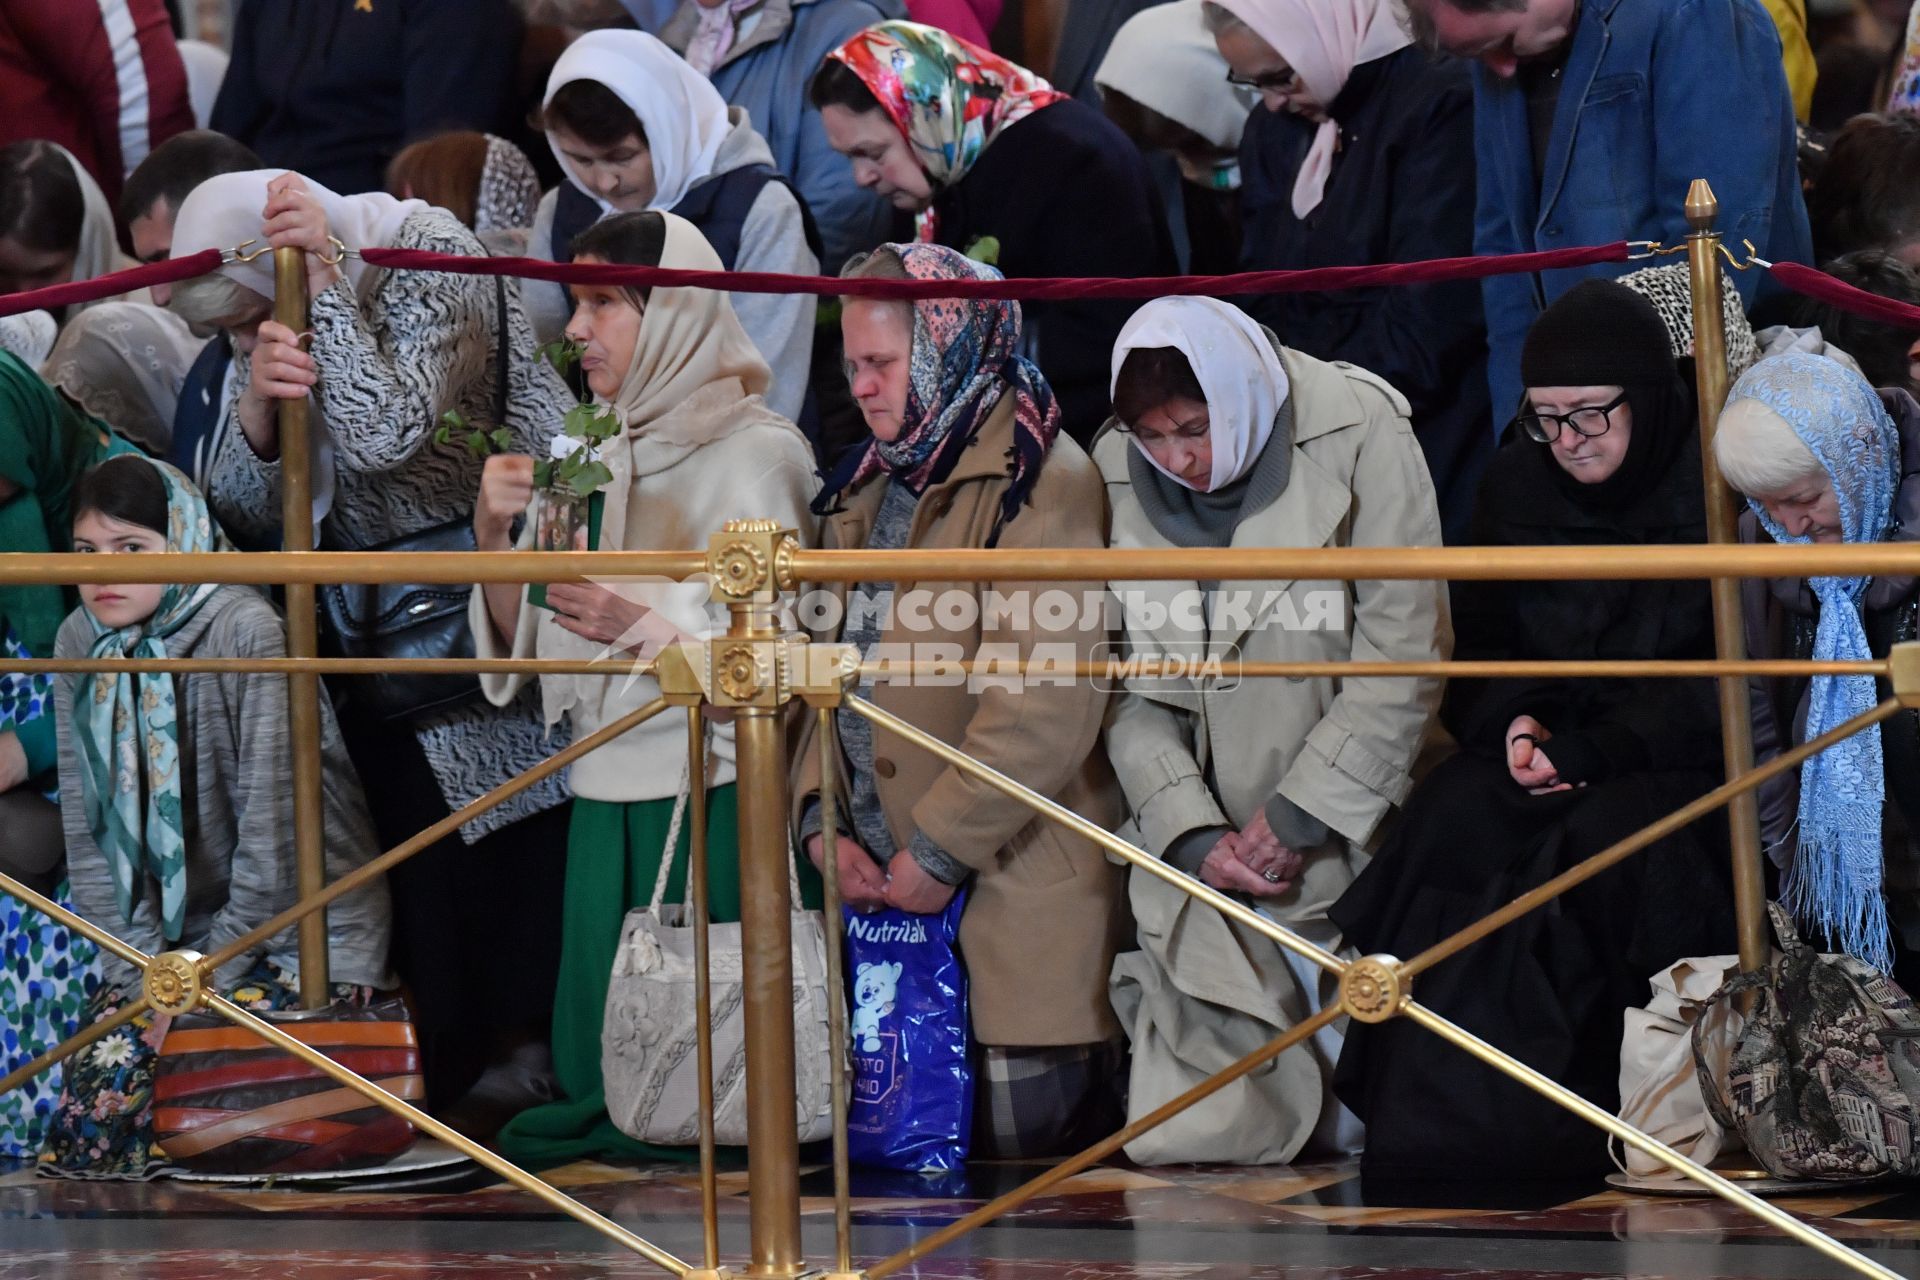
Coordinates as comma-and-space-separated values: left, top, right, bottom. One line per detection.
153, 1001, 422, 1174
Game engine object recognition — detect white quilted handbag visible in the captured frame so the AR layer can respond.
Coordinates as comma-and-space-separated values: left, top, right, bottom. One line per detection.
602, 746, 839, 1146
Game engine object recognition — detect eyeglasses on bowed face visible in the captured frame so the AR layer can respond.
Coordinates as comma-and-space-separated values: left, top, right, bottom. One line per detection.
1225, 65, 1305, 94
1513, 391, 1630, 444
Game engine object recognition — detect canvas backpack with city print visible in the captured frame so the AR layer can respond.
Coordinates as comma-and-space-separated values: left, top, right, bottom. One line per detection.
1693, 904, 1920, 1180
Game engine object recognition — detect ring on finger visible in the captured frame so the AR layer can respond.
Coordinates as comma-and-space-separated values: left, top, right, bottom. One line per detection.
1261, 868, 1283, 883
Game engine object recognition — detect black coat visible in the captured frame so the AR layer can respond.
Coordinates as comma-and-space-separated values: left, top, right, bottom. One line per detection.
1238, 47, 1489, 542
212, 0, 523, 197
1444, 425, 1722, 778
1331, 427, 1737, 1180
931, 98, 1177, 447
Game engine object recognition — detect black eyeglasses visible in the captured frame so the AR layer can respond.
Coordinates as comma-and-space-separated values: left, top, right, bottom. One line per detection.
1225, 66, 1301, 93
1513, 391, 1629, 444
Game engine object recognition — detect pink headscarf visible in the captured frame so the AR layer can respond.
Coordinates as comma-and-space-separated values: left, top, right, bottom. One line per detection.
1213, 0, 1411, 218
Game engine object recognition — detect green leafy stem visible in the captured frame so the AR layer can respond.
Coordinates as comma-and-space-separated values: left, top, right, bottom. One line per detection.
434, 338, 621, 502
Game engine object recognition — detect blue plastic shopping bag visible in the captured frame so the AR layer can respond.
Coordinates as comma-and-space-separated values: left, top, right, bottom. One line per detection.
843, 891, 972, 1172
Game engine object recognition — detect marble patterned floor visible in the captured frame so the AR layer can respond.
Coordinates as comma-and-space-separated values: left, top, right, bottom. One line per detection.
3, 1152, 1918, 1279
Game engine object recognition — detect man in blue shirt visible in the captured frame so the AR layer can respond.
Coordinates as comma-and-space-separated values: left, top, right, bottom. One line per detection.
1405, 0, 1814, 430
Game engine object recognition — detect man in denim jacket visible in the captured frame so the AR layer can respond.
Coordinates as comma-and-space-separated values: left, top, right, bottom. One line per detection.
1407, 0, 1814, 431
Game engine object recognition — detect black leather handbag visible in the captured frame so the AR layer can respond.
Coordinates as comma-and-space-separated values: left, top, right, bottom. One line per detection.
316, 276, 507, 723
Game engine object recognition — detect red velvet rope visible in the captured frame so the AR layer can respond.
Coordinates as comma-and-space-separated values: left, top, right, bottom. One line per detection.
360, 241, 1633, 300
1769, 260, 1920, 332
0, 240, 1635, 318
0, 249, 224, 318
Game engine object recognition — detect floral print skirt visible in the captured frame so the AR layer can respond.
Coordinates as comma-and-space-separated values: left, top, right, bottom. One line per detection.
36, 960, 374, 1179
0, 884, 101, 1158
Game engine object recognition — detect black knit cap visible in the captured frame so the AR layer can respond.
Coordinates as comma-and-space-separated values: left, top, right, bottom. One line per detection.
1516, 278, 1694, 509
1520, 279, 1677, 391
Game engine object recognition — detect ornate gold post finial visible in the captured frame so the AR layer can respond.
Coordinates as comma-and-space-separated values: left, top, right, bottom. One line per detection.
1684, 178, 1720, 233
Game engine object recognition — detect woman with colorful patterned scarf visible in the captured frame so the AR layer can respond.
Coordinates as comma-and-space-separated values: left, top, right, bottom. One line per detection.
1717, 351, 1920, 983
38, 455, 392, 1179
810, 20, 1175, 447
791, 242, 1128, 1158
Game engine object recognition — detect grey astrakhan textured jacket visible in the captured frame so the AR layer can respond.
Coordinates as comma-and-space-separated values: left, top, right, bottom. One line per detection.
199, 209, 574, 841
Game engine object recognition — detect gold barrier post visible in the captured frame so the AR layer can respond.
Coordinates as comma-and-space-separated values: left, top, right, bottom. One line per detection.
1686, 180, 1770, 973
711, 522, 805, 1278
273, 245, 329, 1004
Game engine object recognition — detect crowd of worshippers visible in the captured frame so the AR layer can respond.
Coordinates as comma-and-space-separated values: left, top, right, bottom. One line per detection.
1, 0, 1919, 1183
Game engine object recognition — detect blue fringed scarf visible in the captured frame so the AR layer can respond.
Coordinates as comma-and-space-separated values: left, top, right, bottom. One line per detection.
1730, 352, 1900, 971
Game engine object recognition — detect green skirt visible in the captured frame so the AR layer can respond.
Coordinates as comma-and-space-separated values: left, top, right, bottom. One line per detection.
496, 785, 819, 1168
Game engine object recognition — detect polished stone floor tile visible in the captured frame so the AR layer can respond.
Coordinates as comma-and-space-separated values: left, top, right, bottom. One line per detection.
3, 1152, 1916, 1280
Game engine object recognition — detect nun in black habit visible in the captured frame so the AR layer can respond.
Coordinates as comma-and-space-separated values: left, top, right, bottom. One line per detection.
1330, 280, 1739, 1181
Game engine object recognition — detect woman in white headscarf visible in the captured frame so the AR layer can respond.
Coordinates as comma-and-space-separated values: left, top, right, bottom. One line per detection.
1200, 0, 1489, 544
525, 28, 818, 426
1096, 0, 1259, 274
0, 141, 156, 315
470, 210, 819, 1166
42, 301, 206, 456
1097, 296, 1449, 1167
163, 167, 585, 1131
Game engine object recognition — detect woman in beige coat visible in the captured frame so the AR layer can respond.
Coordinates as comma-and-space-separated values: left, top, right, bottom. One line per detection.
792, 242, 1127, 1159
1099, 297, 1451, 1165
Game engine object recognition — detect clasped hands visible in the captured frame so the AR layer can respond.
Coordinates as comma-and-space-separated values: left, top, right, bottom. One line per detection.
805, 833, 959, 916
1197, 807, 1304, 899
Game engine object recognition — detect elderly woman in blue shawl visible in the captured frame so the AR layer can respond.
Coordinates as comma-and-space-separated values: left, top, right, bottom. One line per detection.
1716, 352, 1920, 976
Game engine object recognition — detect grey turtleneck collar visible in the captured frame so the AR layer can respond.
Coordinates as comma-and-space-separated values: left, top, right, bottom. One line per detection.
1127, 397, 1296, 550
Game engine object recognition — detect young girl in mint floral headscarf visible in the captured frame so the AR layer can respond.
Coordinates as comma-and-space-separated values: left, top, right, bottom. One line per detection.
39, 455, 393, 1179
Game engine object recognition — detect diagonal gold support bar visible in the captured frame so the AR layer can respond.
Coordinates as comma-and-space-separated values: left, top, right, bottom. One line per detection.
203, 697, 672, 975
0, 995, 152, 1097
1401, 697, 1903, 981
0, 868, 156, 973
863, 1004, 1343, 1280
203, 991, 693, 1275
844, 695, 1346, 978
1401, 1000, 1901, 1280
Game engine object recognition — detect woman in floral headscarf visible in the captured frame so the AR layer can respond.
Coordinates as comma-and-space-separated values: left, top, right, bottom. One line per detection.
791, 242, 1126, 1159
1717, 352, 1920, 979
810, 21, 1175, 446
41, 455, 391, 1178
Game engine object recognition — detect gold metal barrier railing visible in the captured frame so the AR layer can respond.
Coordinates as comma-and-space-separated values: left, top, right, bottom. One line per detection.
0, 187, 1909, 1280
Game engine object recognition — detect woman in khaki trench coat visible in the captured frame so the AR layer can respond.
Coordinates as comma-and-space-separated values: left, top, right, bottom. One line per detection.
791, 243, 1127, 1159
1098, 297, 1451, 1165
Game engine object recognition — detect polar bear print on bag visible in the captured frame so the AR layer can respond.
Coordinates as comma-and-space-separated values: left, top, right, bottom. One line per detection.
852, 960, 903, 1053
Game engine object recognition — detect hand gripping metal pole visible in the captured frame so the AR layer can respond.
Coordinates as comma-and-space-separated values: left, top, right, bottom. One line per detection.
1685, 179, 1771, 974
273, 245, 329, 1004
